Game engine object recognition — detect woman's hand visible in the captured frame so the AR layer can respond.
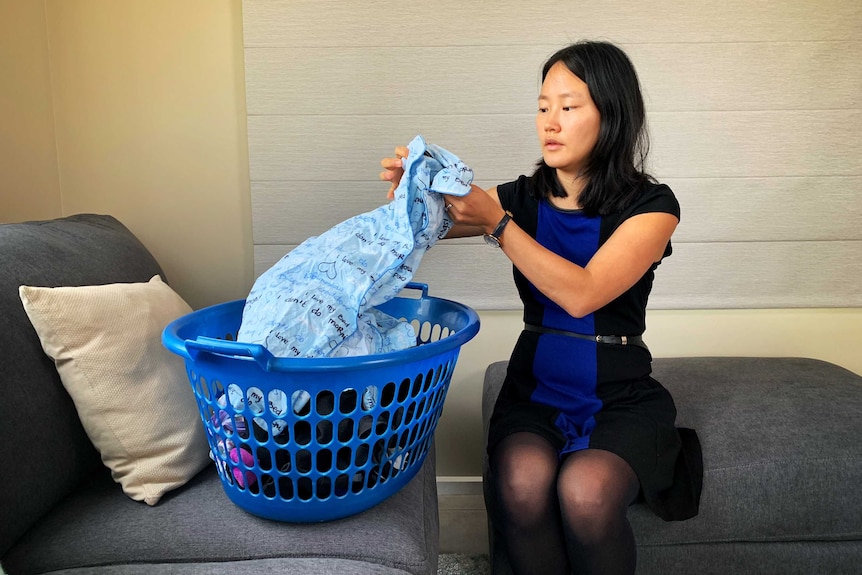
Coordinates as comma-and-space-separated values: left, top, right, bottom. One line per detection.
444, 184, 504, 234
379, 146, 409, 199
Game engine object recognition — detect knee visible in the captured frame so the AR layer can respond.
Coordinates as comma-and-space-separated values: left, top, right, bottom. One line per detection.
558, 482, 627, 540
494, 466, 556, 525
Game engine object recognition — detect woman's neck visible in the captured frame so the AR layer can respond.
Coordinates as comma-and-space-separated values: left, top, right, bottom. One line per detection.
553, 170, 588, 209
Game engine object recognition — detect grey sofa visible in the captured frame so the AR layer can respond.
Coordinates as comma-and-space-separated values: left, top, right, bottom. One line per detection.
482, 356, 862, 574
0, 214, 439, 575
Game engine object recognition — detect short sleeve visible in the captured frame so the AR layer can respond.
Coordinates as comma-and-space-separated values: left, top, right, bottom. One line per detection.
625, 183, 680, 221
496, 176, 539, 238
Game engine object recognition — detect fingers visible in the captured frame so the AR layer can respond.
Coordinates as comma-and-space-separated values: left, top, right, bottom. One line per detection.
380, 146, 409, 200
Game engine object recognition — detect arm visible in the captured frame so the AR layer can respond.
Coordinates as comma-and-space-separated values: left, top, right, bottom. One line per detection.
446, 184, 677, 319
380, 148, 677, 318
498, 212, 678, 318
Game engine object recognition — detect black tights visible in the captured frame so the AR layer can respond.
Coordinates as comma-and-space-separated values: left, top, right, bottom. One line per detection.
491, 432, 640, 575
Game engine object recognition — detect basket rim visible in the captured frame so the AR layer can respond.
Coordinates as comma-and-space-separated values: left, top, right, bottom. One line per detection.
162, 293, 480, 373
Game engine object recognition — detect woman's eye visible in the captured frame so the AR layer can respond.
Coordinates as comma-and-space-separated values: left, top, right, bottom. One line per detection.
538, 107, 548, 113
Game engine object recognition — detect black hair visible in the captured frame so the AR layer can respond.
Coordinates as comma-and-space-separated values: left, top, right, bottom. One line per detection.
531, 41, 654, 216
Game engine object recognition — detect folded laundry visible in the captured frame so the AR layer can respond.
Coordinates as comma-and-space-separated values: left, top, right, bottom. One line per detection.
237, 135, 473, 358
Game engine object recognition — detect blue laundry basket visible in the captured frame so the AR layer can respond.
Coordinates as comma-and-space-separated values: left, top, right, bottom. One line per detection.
162, 283, 479, 522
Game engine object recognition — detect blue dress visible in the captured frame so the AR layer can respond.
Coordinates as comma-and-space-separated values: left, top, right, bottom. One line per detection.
487, 175, 702, 521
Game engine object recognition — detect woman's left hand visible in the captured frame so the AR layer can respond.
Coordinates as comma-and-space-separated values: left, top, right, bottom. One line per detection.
444, 184, 504, 234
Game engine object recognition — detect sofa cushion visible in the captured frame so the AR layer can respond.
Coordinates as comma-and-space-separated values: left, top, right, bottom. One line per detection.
630, 357, 862, 545
19, 275, 210, 505
0, 214, 166, 556
2, 449, 439, 575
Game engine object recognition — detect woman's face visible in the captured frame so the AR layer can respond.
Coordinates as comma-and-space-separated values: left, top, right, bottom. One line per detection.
536, 61, 601, 180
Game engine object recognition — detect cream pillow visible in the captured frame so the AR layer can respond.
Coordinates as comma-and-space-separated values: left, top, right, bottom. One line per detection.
19, 275, 210, 505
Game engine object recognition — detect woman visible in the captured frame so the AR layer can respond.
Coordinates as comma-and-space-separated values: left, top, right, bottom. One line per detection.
380, 41, 701, 575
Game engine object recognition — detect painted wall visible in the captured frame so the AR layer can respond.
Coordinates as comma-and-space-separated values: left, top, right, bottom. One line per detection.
1, 0, 859, 478
0, 0, 254, 311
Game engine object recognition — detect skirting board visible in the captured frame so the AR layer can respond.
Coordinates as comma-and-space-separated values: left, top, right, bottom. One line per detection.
438, 477, 489, 555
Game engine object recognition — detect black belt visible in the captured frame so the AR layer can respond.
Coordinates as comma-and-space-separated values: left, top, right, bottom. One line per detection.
524, 324, 648, 350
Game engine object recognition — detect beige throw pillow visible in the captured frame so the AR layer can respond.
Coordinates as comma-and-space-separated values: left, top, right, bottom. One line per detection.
19, 275, 210, 505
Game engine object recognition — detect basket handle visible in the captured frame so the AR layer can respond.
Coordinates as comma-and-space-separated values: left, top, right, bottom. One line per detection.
402, 282, 429, 298
183, 337, 275, 371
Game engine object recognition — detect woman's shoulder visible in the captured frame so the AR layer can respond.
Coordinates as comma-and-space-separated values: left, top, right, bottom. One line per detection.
497, 175, 535, 209
625, 181, 680, 220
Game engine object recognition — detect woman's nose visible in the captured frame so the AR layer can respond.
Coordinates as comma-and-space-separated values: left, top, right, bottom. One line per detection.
544, 111, 560, 132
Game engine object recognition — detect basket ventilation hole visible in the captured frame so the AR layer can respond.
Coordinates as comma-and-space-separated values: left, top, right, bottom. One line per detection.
358, 415, 373, 440
272, 419, 289, 444
194, 376, 210, 400
298, 478, 313, 501
420, 321, 432, 342
339, 389, 357, 413
316, 390, 335, 415
278, 477, 293, 500
261, 474, 276, 498
294, 421, 312, 445
317, 420, 333, 444
317, 477, 331, 499
431, 323, 442, 342
317, 449, 332, 472
398, 378, 411, 402
337, 418, 354, 442
381, 382, 396, 407
391, 407, 404, 430
275, 449, 291, 473
268, 389, 287, 418
336, 446, 352, 470
236, 415, 249, 439
256, 446, 272, 471
226, 383, 243, 410
354, 444, 370, 466
376, 411, 390, 433
335, 474, 350, 497
253, 417, 269, 442
351, 471, 365, 493
247, 387, 265, 415
291, 390, 311, 416
404, 402, 416, 425
296, 449, 312, 473
411, 374, 423, 397
361, 385, 378, 411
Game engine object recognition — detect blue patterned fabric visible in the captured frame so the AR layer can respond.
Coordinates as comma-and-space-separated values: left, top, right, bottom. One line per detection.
237, 135, 473, 358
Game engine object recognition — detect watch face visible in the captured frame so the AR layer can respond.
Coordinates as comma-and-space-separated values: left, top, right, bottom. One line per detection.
483, 234, 501, 248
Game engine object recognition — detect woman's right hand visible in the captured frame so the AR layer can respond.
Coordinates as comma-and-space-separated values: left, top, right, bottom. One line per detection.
379, 146, 409, 199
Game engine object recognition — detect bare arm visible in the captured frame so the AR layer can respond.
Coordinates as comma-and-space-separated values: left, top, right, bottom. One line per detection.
497, 212, 677, 318
445, 184, 677, 319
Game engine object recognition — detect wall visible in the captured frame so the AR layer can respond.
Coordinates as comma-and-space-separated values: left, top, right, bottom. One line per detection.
0, 0, 61, 222
2, 1, 860, 479
0, 0, 254, 311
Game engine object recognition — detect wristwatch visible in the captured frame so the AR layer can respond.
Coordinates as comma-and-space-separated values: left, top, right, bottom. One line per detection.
484, 211, 513, 248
